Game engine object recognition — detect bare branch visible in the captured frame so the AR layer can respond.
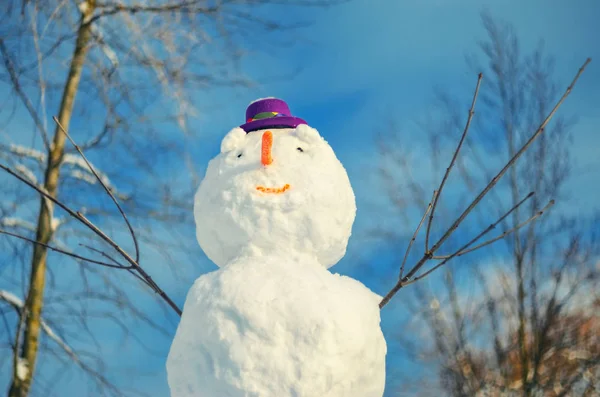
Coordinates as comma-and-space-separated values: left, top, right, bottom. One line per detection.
425, 73, 483, 252
93, 1, 219, 22
79, 244, 153, 288
434, 191, 535, 259
78, 244, 126, 268
454, 199, 554, 257
400, 190, 437, 279
0, 229, 131, 269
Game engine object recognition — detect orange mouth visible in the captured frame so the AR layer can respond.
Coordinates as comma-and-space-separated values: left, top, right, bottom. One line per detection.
256, 184, 291, 194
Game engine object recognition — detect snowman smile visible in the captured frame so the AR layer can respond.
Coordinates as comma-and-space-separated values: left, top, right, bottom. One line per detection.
255, 184, 291, 194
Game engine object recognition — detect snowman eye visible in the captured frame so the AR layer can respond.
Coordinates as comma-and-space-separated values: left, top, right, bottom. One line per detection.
296, 147, 304, 153
237, 153, 243, 158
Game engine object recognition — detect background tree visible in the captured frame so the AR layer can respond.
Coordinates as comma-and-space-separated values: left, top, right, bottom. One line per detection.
378, 14, 599, 396
0, 0, 341, 395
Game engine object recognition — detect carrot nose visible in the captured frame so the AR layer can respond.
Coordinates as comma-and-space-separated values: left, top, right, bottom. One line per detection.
261, 130, 273, 166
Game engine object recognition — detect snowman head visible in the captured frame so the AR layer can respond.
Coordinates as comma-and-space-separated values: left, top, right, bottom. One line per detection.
194, 120, 356, 269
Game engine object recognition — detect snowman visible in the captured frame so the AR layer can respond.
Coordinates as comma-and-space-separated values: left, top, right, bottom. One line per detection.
166, 98, 387, 397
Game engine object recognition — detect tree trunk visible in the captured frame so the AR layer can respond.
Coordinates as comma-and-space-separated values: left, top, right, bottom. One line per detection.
8, 2, 96, 396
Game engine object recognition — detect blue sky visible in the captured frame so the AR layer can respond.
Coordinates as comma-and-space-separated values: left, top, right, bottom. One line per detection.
1, 0, 599, 395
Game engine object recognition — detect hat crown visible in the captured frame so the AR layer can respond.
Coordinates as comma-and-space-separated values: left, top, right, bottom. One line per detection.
240, 97, 306, 133
246, 98, 291, 122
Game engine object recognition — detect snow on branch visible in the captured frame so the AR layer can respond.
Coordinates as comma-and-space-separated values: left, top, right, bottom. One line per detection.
0, 144, 46, 163
0, 217, 37, 232
0, 290, 79, 363
14, 164, 39, 186
1, 143, 128, 199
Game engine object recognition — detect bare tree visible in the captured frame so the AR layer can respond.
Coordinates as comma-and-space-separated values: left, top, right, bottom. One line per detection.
0, 0, 342, 395
377, 14, 598, 396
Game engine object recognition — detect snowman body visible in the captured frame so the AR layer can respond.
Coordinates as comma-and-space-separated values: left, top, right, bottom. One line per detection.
167, 120, 387, 396
167, 254, 386, 397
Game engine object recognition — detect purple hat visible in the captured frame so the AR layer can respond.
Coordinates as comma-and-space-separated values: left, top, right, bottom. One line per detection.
240, 98, 307, 133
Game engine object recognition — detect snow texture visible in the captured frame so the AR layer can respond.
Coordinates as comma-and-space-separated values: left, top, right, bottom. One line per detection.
167, 254, 386, 397
168, 123, 386, 396
15, 164, 38, 185
16, 358, 28, 381
6, 144, 45, 162
0, 217, 36, 231
194, 125, 356, 269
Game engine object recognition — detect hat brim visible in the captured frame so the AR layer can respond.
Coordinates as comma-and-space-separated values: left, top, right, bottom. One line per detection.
240, 116, 307, 133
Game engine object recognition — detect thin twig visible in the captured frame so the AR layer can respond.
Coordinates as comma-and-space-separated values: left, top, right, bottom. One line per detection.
425, 73, 483, 252
400, 190, 437, 279
0, 229, 130, 269
91, 2, 219, 23
78, 244, 128, 268
54, 116, 140, 264
76, 212, 139, 268
80, 244, 153, 288
394, 200, 554, 291
434, 191, 535, 259
455, 199, 554, 257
